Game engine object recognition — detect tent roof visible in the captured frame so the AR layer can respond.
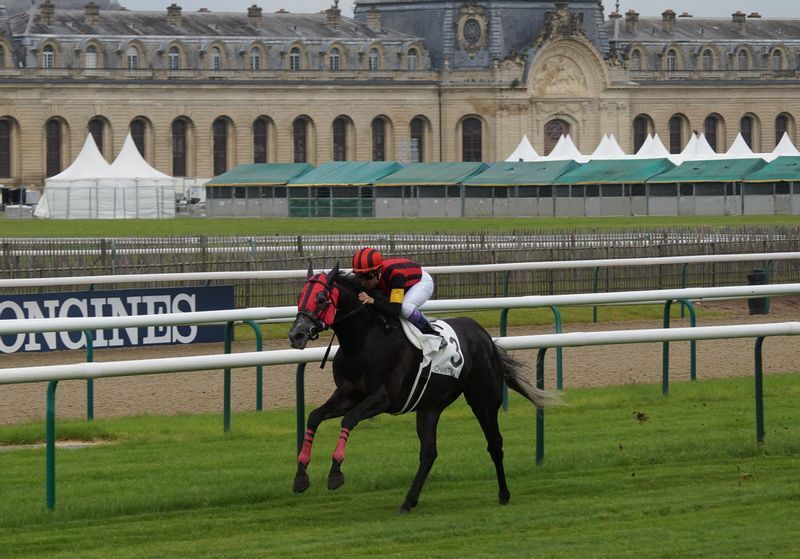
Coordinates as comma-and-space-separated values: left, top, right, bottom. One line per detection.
288, 161, 402, 186
725, 133, 755, 158
648, 158, 767, 183
636, 133, 671, 159
206, 163, 314, 186
553, 158, 675, 185
538, 134, 588, 163
505, 134, 539, 162
589, 134, 627, 160
743, 156, 800, 183
771, 133, 800, 158
375, 162, 488, 186
49, 134, 115, 180
463, 160, 580, 186
110, 134, 172, 179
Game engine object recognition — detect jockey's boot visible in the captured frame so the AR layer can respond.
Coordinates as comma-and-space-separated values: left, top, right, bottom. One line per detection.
408, 309, 447, 349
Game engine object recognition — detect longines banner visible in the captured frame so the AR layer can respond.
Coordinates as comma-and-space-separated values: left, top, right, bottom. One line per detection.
0, 286, 235, 354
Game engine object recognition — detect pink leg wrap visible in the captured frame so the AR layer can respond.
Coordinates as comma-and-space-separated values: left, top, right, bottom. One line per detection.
332, 428, 351, 463
297, 428, 315, 465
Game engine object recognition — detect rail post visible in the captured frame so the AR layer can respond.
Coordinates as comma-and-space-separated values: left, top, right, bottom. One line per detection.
535, 347, 547, 465
754, 336, 766, 446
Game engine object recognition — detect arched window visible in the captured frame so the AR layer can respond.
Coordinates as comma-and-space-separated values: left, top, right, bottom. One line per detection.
168, 46, 181, 70
293, 117, 308, 163
46, 119, 62, 177
668, 115, 684, 154
213, 118, 228, 175
740, 116, 754, 149
250, 47, 261, 70
544, 119, 570, 155
737, 50, 749, 71
329, 47, 341, 71
172, 119, 187, 177
88, 118, 105, 156
410, 117, 425, 162
407, 48, 418, 71
0, 45, 5, 69
633, 115, 652, 153
776, 114, 790, 145
130, 118, 146, 156
210, 47, 222, 71
368, 48, 379, 71
126, 46, 139, 69
85, 45, 97, 69
462, 117, 482, 162
0, 120, 11, 178
666, 49, 677, 72
43, 45, 55, 69
289, 47, 301, 71
630, 50, 641, 71
333, 117, 348, 161
253, 117, 268, 163
372, 118, 386, 161
772, 50, 783, 71
704, 115, 720, 152
702, 49, 713, 71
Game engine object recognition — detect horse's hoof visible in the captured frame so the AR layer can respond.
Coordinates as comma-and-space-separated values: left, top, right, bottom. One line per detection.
398, 505, 412, 514
293, 474, 310, 493
499, 493, 510, 505
327, 471, 345, 491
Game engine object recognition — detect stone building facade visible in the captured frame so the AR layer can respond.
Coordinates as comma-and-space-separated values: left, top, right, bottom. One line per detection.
0, 0, 798, 188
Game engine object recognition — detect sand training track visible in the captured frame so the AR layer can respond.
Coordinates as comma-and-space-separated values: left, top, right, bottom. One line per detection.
1, 298, 798, 426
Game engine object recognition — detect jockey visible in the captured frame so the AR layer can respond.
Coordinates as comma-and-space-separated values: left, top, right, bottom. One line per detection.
352, 247, 444, 343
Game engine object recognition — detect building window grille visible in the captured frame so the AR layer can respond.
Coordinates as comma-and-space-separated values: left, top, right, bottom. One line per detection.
410, 117, 424, 162
168, 47, 180, 70
666, 49, 677, 72
293, 117, 308, 163
633, 116, 650, 153
126, 46, 139, 69
737, 50, 749, 70
213, 119, 228, 175
253, 118, 268, 163
329, 47, 340, 70
333, 118, 348, 161
704, 115, 719, 152
544, 119, 569, 155
85, 45, 97, 69
702, 49, 712, 71
407, 48, 418, 70
772, 50, 783, 71
88, 118, 104, 156
250, 48, 261, 70
131, 119, 146, 156
368, 48, 379, 70
462, 117, 482, 162
210, 47, 222, 71
290, 47, 301, 71
741, 116, 754, 149
669, 116, 683, 154
46, 119, 62, 177
630, 50, 641, 71
0, 120, 11, 178
776, 114, 789, 145
372, 118, 386, 161
172, 119, 187, 177
43, 45, 55, 69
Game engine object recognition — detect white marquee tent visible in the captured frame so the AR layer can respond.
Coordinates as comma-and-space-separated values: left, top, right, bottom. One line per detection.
35, 134, 176, 219
505, 135, 539, 162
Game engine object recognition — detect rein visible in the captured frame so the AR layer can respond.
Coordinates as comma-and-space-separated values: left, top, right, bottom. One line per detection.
319, 289, 368, 369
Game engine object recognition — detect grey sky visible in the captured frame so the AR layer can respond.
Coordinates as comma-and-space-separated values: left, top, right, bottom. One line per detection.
128, 1, 798, 19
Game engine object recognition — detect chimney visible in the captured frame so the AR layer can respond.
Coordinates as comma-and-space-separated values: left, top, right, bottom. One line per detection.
366, 7, 381, 33
661, 9, 676, 33
39, 0, 55, 26
678, 12, 692, 18
608, 9, 622, 20
748, 12, 761, 19
625, 10, 639, 33
248, 4, 262, 28
732, 11, 746, 32
84, 2, 99, 27
326, 5, 341, 29
167, 3, 182, 27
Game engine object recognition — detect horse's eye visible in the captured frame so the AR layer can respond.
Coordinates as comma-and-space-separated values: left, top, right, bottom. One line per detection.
316, 292, 327, 305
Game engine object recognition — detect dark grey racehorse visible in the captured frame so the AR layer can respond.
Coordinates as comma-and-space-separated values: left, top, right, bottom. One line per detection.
288, 263, 555, 512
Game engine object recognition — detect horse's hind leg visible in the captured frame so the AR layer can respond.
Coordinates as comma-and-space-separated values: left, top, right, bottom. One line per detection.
399, 407, 442, 513
466, 392, 510, 505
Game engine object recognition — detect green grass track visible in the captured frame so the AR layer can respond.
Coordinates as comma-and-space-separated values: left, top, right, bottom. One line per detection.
1, 374, 799, 558
0, 214, 799, 237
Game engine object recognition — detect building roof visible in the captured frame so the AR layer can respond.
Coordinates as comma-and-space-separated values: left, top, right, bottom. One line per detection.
553, 159, 675, 185
8, 8, 420, 41
648, 158, 767, 183
463, 161, 580, 186
607, 16, 800, 43
743, 156, 800, 183
374, 162, 487, 186
205, 163, 314, 186
288, 161, 402, 186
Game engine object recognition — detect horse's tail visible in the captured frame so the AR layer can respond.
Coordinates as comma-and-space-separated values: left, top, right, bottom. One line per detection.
492, 342, 562, 409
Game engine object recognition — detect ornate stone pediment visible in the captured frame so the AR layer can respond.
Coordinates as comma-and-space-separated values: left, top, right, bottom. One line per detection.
533, 55, 588, 96
534, 1, 588, 46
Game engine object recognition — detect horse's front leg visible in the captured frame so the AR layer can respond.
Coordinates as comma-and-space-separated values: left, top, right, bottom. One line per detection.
294, 389, 355, 493
328, 387, 392, 491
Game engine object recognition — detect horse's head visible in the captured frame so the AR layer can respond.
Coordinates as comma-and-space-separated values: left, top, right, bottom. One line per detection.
288, 262, 341, 350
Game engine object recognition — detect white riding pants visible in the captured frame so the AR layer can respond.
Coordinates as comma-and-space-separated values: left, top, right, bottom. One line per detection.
400, 270, 434, 319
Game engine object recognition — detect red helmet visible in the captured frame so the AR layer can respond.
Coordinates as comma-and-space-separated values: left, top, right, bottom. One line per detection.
352, 247, 383, 273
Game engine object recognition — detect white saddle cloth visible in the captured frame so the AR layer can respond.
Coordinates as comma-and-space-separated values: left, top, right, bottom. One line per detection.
397, 318, 465, 414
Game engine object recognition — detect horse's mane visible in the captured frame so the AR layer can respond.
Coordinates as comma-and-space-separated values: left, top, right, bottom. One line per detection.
332, 271, 362, 293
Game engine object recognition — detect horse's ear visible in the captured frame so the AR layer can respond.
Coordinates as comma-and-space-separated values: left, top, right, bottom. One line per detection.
306, 261, 314, 279
326, 261, 340, 282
